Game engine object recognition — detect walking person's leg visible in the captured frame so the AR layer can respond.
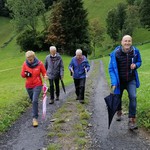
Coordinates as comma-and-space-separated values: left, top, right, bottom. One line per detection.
26, 86, 42, 127
79, 78, 86, 104
49, 79, 54, 104
55, 78, 60, 100
32, 86, 42, 119
127, 80, 138, 130
74, 79, 80, 100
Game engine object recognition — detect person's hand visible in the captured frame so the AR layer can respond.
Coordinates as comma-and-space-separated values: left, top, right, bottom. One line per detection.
111, 86, 116, 94
70, 68, 74, 74
24, 71, 32, 77
112, 86, 116, 91
44, 75, 48, 80
130, 63, 136, 70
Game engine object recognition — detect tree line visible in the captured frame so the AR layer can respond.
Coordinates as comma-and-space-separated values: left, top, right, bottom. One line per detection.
106, 0, 150, 44
1, 0, 150, 56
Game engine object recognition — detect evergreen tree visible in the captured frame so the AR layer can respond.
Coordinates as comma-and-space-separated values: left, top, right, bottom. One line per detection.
60, 0, 90, 55
139, 0, 150, 29
0, 0, 10, 17
106, 8, 119, 42
122, 5, 140, 36
116, 3, 127, 34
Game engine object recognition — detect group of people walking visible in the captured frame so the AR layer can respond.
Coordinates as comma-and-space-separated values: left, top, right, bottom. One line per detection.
21, 35, 142, 131
21, 46, 90, 127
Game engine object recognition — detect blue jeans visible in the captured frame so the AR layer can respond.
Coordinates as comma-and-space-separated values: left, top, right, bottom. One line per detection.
118, 80, 137, 118
26, 86, 42, 119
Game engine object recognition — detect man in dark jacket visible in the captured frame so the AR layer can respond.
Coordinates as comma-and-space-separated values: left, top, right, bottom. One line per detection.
69, 49, 90, 104
109, 35, 142, 130
45, 46, 64, 104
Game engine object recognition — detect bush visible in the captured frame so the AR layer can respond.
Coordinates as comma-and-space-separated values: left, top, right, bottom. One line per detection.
17, 30, 50, 52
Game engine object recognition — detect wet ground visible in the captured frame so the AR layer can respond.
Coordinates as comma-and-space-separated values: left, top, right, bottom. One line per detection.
0, 60, 150, 150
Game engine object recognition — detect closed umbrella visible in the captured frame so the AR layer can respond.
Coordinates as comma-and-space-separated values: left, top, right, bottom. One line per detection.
42, 83, 48, 119
60, 79, 66, 93
104, 93, 121, 129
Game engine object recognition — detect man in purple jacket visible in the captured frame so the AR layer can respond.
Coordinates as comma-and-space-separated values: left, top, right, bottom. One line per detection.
69, 49, 90, 104
109, 35, 142, 130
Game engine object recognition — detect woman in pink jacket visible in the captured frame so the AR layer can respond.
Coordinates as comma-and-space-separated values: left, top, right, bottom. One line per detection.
21, 51, 47, 127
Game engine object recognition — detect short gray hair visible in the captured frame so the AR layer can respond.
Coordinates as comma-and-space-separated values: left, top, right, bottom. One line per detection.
49, 46, 57, 52
76, 49, 82, 55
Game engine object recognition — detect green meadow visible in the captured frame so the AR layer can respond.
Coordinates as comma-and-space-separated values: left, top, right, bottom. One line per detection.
0, 0, 150, 133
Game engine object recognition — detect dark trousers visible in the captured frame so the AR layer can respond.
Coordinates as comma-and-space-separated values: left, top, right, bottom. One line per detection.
74, 78, 86, 100
49, 78, 60, 100
118, 80, 137, 118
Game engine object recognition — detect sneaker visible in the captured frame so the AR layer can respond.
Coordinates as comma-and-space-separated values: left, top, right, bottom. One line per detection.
116, 111, 122, 121
128, 118, 138, 130
55, 96, 59, 101
32, 118, 38, 127
49, 99, 54, 104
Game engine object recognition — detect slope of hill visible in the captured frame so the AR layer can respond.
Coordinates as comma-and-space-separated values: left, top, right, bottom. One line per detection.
84, 0, 150, 45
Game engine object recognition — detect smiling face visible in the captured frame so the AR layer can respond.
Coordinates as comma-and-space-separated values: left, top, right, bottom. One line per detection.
121, 35, 132, 52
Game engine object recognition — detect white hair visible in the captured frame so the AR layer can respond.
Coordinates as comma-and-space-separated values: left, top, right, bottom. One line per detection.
49, 46, 57, 52
76, 49, 82, 55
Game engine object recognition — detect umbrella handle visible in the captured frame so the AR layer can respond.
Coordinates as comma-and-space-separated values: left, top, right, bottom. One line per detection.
111, 86, 116, 94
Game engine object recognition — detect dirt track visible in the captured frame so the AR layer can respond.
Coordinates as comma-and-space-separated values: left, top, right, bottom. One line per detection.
88, 60, 150, 150
0, 60, 150, 150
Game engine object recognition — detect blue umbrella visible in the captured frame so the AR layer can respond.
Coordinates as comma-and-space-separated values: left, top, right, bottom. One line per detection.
104, 93, 121, 129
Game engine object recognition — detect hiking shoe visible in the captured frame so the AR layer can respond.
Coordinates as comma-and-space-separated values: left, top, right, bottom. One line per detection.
116, 111, 122, 121
55, 96, 59, 101
128, 118, 138, 130
32, 118, 38, 127
49, 99, 54, 104
79, 99, 84, 104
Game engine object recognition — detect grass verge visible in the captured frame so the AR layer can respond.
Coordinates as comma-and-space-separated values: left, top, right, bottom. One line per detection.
46, 60, 100, 149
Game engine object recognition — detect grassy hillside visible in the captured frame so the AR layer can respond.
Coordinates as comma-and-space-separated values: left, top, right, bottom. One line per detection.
84, 0, 126, 25
84, 0, 150, 48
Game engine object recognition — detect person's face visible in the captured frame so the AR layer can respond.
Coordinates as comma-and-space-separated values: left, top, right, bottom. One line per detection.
121, 36, 132, 52
27, 56, 34, 64
50, 49, 56, 56
76, 53, 82, 60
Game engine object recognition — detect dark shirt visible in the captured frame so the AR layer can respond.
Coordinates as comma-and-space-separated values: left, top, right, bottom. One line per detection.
116, 47, 135, 82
